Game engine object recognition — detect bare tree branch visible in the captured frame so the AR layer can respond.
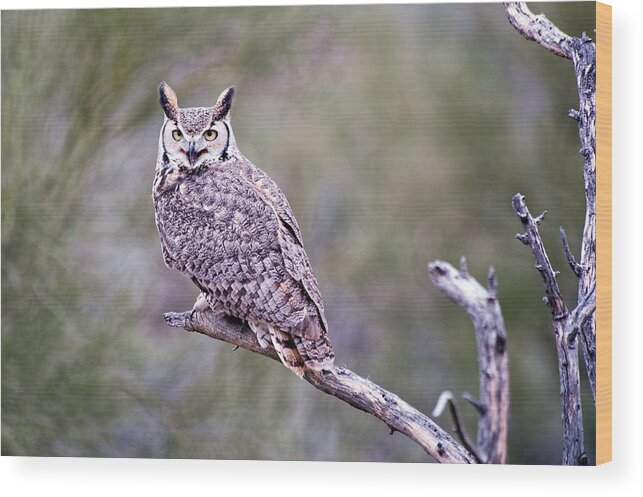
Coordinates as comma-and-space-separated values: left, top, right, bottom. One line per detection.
566, 284, 596, 349
512, 193, 586, 465
432, 391, 484, 463
504, 0, 597, 405
164, 308, 476, 464
560, 226, 583, 277
462, 392, 486, 416
428, 258, 509, 464
503, 2, 573, 58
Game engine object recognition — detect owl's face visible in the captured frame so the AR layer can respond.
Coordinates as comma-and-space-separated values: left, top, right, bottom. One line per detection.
158, 82, 237, 170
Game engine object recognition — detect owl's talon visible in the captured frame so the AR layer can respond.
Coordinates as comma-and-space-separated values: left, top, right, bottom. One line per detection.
189, 292, 210, 322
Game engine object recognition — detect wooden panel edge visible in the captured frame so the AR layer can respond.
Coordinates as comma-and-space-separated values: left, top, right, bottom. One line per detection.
596, 1, 612, 465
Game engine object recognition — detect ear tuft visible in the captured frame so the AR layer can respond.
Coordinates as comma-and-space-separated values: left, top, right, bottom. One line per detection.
213, 86, 235, 120
158, 81, 179, 121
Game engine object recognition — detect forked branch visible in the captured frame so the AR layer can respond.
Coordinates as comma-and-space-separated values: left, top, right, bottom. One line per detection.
505, 0, 596, 403
432, 391, 483, 463
512, 193, 587, 465
429, 258, 509, 464
505, 1, 597, 464
164, 308, 475, 463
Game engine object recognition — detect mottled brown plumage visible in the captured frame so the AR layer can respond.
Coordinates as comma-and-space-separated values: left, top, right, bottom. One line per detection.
152, 83, 334, 376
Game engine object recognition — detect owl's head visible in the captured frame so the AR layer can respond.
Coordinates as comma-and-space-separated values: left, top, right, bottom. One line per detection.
157, 82, 238, 170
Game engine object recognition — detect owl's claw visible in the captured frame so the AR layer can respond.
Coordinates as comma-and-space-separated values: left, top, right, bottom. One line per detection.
189, 293, 210, 322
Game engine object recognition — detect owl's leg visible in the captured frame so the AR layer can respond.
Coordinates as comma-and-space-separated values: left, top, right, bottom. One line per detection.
248, 321, 272, 349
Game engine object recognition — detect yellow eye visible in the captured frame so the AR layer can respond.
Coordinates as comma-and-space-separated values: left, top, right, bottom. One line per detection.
204, 129, 218, 141
171, 129, 182, 141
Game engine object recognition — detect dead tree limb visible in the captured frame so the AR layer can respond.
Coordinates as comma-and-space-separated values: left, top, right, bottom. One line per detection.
560, 226, 583, 278
512, 193, 587, 465
164, 308, 476, 464
566, 283, 596, 350
432, 391, 484, 463
503, 1, 573, 58
570, 33, 597, 403
504, 0, 596, 404
428, 258, 509, 464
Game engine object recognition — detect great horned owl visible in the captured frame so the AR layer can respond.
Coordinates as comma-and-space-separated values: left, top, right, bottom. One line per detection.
152, 82, 334, 377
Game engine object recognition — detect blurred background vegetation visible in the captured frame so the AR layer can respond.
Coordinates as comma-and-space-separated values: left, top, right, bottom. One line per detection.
2, 2, 596, 463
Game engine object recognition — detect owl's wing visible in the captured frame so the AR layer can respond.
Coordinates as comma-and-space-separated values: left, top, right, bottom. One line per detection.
154, 212, 179, 270
247, 166, 328, 335
249, 166, 305, 247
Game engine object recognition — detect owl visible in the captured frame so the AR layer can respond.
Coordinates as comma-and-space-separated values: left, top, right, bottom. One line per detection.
152, 82, 334, 377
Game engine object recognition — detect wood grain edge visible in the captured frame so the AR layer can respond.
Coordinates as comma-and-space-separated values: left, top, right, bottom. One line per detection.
596, 0, 612, 465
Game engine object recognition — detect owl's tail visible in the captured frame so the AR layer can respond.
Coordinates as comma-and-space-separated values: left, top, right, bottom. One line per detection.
250, 321, 334, 378
293, 333, 335, 371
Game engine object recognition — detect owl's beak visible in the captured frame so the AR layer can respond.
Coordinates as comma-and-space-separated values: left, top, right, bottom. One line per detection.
187, 141, 198, 166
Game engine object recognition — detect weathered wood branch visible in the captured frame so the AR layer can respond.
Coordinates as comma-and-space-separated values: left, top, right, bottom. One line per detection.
566, 283, 596, 351
164, 308, 475, 463
432, 391, 483, 463
503, 2, 573, 58
505, 0, 596, 405
512, 193, 587, 465
560, 226, 583, 278
570, 32, 597, 403
428, 258, 509, 464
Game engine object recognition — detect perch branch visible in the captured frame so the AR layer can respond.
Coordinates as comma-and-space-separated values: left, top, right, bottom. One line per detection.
512, 193, 586, 465
432, 391, 483, 463
164, 308, 475, 464
428, 258, 509, 464
503, 2, 573, 58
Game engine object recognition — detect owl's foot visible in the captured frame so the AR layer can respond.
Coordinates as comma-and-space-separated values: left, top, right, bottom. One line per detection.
248, 321, 272, 349
189, 293, 210, 322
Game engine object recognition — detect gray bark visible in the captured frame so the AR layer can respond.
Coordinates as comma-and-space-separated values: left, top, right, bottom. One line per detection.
503, 1, 574, 58
570, 34, 597, 403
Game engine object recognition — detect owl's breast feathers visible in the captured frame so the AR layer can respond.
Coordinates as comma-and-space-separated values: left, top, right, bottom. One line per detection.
153, 159, 334, 373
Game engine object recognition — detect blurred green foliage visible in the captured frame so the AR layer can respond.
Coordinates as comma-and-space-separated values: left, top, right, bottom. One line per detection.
2, 3, 595, 463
